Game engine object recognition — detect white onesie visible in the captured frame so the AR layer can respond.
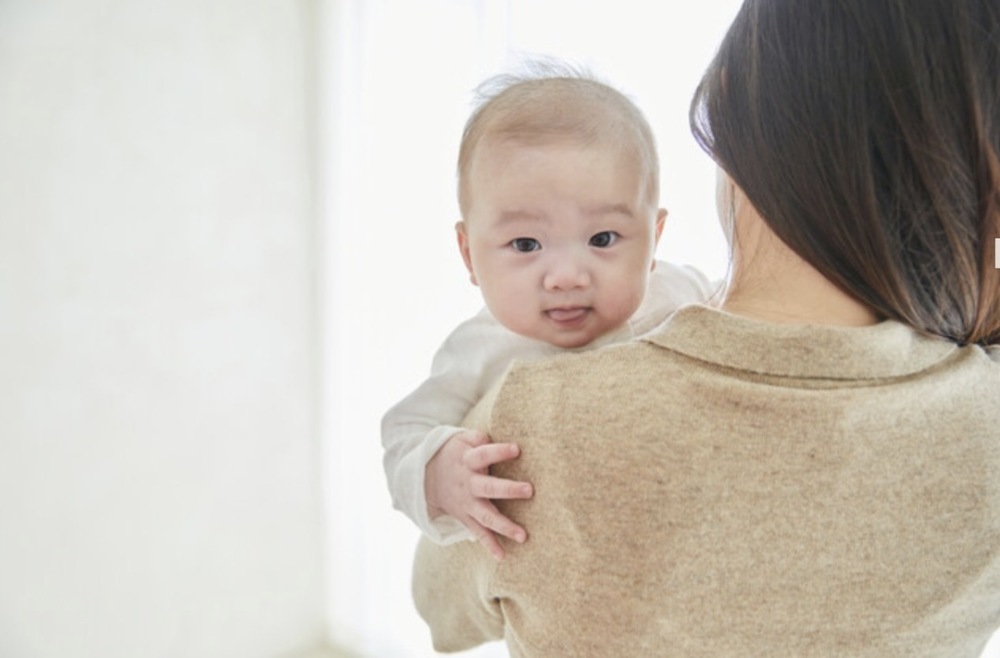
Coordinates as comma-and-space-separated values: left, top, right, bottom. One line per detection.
381, 261, 716, 543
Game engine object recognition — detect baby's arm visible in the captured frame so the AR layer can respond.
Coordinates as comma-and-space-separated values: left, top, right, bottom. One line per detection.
381, 310, 534, 554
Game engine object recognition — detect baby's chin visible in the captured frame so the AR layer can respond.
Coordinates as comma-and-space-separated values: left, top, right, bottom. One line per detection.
524, 326, 619, 351
501, 324, 597, 349
545, 332, 605, 350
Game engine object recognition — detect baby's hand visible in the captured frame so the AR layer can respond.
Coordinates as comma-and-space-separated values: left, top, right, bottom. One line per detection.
425, 429, 533, 560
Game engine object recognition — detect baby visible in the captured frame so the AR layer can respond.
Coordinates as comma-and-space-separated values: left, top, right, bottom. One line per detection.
382, 67, 714, 559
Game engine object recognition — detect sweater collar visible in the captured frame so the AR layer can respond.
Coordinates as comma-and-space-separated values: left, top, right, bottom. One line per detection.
644, 304, 958, 380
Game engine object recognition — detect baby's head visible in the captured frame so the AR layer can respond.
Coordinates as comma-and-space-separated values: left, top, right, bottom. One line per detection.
456, 65, 666, 349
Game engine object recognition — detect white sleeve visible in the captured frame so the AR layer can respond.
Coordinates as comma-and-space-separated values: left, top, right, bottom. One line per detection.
629, 261, 722, 336
381, 310, 539, 544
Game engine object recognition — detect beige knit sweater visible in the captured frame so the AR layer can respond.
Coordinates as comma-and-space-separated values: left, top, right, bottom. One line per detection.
412, 305, 1000, 657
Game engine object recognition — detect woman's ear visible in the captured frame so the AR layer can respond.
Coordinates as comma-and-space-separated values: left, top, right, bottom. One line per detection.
715, 167, 736, 245
455, 221, 478, 286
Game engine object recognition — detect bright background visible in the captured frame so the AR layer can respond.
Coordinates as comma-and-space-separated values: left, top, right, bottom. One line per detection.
2, 1, 998, 657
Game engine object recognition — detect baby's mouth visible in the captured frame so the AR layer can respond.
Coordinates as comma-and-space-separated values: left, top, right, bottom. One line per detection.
545, 307, 590, 323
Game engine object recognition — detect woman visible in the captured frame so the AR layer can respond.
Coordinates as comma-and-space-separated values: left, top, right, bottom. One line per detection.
412, 1, 1000, 656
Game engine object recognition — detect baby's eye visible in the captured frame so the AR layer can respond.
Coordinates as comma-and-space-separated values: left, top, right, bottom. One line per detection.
510, 237, 541, 253
589, 231, 619, 248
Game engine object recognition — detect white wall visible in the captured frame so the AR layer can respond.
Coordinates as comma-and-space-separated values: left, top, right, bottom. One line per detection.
0, 2, 327, 657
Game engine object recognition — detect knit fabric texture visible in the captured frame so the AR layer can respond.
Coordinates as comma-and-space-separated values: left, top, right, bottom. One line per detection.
413, 304, 1000, 657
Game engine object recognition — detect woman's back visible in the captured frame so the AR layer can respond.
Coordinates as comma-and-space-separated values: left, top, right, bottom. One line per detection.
416, 305, 1000, 657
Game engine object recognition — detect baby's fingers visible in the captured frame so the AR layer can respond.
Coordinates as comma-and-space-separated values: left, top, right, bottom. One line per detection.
464, 442, 521, 471
471, 502, 528, 544
463, 516, 506, 561
470, 500, 528, 547
471, 473, 533, 501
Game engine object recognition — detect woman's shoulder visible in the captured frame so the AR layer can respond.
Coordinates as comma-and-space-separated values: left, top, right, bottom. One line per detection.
504, 338, 662, 382
484, 340, 673, 435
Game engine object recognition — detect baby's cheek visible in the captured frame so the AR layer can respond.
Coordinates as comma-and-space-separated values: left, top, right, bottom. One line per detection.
487, 287, 539, 334
608, 286, 646, 324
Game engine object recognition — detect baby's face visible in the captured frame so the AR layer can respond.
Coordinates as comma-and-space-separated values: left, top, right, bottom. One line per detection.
458, 138, 664, 348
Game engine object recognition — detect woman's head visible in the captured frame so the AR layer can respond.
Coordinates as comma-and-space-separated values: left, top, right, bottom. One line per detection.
692, 0, 1000, 345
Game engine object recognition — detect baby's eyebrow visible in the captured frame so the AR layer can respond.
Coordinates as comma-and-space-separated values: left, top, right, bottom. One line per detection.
496, 203, 634, 224
583, 203, 635, 219
497, 209, 544, 224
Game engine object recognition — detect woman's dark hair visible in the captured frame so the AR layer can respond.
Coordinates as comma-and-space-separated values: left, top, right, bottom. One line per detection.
691, 0, 1000, 345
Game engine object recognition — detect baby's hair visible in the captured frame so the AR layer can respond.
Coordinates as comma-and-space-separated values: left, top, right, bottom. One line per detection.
457, 59, 660, 217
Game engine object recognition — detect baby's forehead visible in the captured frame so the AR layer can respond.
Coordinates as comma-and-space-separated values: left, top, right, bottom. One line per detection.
465, 134, 655, 213
458, 85, 661, 215
473, 132, 646, 170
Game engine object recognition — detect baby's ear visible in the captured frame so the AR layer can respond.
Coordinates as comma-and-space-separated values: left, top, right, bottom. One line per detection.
655, 208, 668, 243
651, 209, 668, 271
455, 221, 479, 286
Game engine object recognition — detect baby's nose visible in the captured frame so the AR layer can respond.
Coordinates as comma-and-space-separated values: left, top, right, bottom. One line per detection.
543, 259, 591, 291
